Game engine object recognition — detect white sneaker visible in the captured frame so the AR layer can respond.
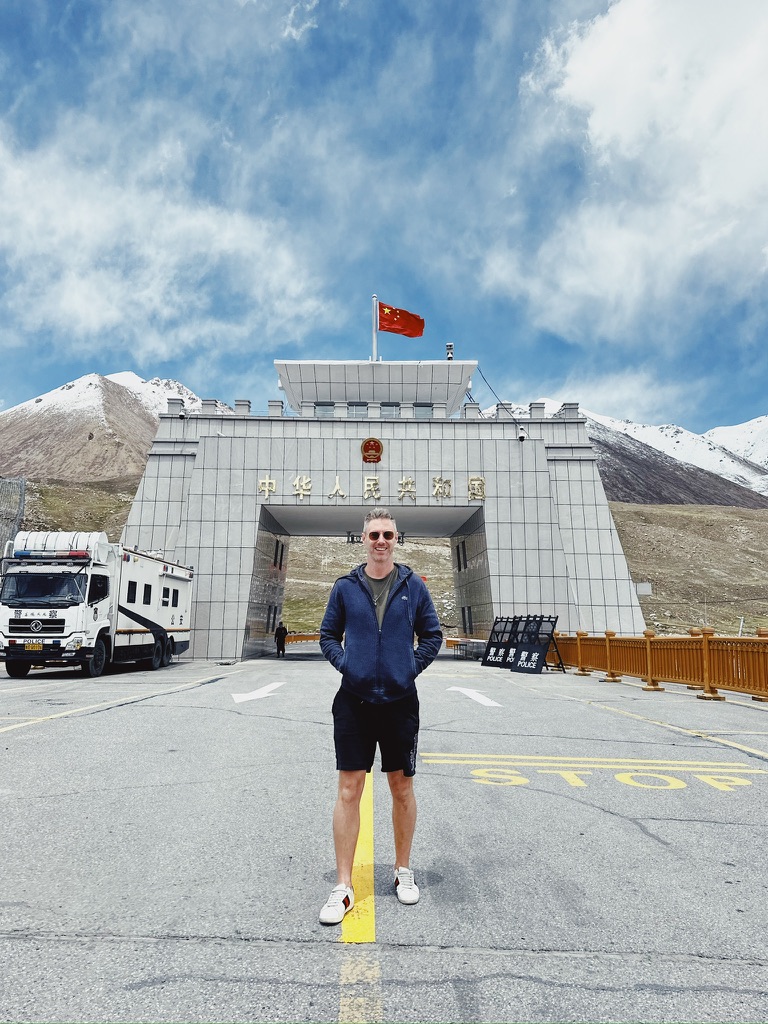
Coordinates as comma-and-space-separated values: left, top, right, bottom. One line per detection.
319, 884, 354, 925
394, 866, 420, 905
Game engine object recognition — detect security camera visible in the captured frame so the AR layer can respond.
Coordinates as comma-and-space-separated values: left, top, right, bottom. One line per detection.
518, 432, 526, 442
446, 343, 454, 361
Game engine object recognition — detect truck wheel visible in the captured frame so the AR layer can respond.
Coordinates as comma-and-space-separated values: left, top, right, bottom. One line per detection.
161, 638, 173, 667
6, 661, 31, 678
82, 638, 107, 678
149, 639, 163, 671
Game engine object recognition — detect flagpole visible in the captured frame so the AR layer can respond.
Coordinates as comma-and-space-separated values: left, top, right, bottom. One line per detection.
371, 293, 378, 362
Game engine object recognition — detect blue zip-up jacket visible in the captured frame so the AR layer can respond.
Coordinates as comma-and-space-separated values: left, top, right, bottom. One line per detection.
320, 563, 443, 704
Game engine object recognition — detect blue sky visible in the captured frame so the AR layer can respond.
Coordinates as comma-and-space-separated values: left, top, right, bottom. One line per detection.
1, 0, 767, 433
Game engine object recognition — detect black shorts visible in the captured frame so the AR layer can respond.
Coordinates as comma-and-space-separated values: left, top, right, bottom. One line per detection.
332, 687, 420, 777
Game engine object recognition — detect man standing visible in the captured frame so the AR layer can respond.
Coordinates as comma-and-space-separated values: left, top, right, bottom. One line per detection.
274, 621, 288, 658
318, 508, 442, 925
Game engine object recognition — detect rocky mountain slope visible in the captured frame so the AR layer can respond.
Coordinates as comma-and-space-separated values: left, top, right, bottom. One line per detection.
607, 503, 768, 636
0, 373, 209, 485
497, 400, 768, 506
587, 409, 768, 495
587, 418, 768, 508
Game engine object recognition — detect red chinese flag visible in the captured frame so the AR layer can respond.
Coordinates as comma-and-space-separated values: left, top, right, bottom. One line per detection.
378, 302, 425, 338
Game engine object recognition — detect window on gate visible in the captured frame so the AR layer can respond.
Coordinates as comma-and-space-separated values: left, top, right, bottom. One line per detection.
461, 606, 474, 634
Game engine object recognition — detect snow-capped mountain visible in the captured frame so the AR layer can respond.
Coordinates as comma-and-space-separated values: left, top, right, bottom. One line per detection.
487, 399, 768, 508
2, 372, 204, 422
705, 415, 768, 469
583, 409, 768, 498
499, 398, 768, 493
105, 371, 205, 418
0, 372, 211, 484
585, 416, 768, 509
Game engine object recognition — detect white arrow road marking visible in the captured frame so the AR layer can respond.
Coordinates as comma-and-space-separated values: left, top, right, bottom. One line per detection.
232, 681, 286, 703
448, 686, 501, 707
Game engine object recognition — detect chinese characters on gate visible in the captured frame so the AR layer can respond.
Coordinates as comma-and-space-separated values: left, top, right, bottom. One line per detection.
256, 473, 487, 503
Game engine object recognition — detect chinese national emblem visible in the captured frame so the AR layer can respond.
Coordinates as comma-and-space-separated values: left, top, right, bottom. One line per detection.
361, 437, 384, 464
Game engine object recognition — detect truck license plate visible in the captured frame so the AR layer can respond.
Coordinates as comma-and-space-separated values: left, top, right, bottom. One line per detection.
24, 643, 43, 651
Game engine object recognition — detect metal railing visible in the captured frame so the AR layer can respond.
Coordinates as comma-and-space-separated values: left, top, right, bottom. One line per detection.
285, 633, 321, 644
549, 628, 768, 702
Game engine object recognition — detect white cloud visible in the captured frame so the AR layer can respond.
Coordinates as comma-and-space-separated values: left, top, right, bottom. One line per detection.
556, 0, 768, 185
4, 0, 765, 430
485, 0, 768, 345
106, 0, 291, 65
283, 0, 319, 40
0, 125, 336, 363
0, 0, 439, 382
543, 368, 700, 425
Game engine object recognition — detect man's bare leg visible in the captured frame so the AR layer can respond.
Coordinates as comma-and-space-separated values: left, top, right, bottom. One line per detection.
333, 769, 367, 886
387, 770, 417, 868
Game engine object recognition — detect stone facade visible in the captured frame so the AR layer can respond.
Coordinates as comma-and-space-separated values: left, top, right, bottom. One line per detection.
122, 359, 645, 659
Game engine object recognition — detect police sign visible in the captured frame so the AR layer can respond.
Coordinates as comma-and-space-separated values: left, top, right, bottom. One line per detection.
481, 615, 559, 675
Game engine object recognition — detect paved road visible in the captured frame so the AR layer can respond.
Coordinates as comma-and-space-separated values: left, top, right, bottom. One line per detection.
1, 646, 768, 1023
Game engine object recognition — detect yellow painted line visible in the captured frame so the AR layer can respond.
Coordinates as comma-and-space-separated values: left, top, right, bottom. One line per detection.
611, 677, 768, 709
421, 753, 751, 767
338, 952, 383, 1023
0, 675, 229, 734
423, 760, 765, 773
0, 679, 88, 695
341, 772, 375, 945
592, 704, 768, 761
702, 731, 768, 736
503, 678, 768, 762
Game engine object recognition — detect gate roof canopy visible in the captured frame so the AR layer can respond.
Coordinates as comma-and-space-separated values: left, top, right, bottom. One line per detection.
274, 360, 477, 418
261, 503, 482, 538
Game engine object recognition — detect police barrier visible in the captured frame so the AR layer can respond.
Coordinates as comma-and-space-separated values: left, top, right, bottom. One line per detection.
482, 615, 565, 674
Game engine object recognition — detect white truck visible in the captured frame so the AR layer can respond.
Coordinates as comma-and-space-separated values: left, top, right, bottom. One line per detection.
0, 531, 193, 678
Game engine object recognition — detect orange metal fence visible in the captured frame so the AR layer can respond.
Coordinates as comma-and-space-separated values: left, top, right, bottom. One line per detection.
282, 631, 768, 701
549, 628, 768, 702
285, 633, 321, 644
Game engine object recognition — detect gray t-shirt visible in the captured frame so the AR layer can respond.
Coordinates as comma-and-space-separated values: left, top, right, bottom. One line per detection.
364, 567, 396, 628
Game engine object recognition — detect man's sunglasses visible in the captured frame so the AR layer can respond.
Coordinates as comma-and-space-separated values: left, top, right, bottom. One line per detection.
367, 530, 395, 540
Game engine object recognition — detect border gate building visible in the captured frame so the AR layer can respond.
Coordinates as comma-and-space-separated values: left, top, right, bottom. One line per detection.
123, 357, 645, 660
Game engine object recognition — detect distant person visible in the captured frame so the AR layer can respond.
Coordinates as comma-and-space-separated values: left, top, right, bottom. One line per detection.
274, 621, 288, 658
318, 508, 442, 925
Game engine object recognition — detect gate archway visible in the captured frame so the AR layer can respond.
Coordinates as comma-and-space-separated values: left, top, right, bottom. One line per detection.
123, 358, 644, 660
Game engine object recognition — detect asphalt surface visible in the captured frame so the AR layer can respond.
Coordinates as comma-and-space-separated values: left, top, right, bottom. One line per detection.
1, 645, 768, 1023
